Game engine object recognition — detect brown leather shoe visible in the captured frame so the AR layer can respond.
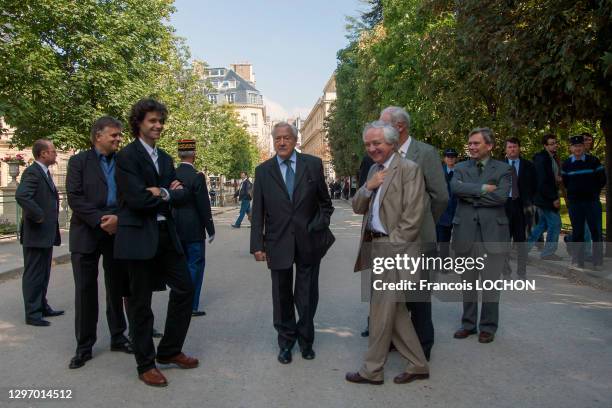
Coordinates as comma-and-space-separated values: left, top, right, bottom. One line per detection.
345, 372, 383, 385
156, 352, 199, 369
393, 372, 429, 384
453, 328, 477, 339
478, 331, 495, 343
138, 368, 168, 387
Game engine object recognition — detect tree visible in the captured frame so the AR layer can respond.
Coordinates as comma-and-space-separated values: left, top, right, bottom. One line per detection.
455, 0, 612, 247
0, 0, 176, 149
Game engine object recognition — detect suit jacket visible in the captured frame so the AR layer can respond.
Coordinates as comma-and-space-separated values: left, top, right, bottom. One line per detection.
437, 164, 458, 227
114, 139, 188, 260
450, 158, 512, 254
352, 153, 426, 272
532, 150, 559, 210
15, 163, 61, 248
358, 155, 375, 188
173, 163, 215, 242
403, 139, 449, 249
505, 156, 536, 207
235, 178, 253, 201
66, 149, 118, 254
250, 152, 334, 270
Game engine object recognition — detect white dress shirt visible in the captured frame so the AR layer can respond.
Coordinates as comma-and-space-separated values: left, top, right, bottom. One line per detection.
276, 150, 297, 182
398, 137, 412, 158
139, 138, 170, 220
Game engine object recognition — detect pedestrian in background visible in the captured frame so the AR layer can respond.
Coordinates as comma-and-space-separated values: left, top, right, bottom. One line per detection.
436, 148, 459, 260
527, 134, 563, 261
15, 139, 63, 327
231, 171, 252, 228
561, 135, 606, 270
173, 139, 215, 316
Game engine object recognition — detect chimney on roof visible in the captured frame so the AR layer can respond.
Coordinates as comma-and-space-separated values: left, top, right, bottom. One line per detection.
230, 63, 255, 84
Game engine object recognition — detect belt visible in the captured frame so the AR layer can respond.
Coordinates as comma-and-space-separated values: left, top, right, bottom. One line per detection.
364, 230, 388, 242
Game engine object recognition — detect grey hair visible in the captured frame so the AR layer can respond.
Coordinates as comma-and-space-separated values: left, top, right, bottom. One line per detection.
362, 120, 400, 146
468, 127, 495, 146
271, 121, 298, 139
178, 151, 195, 159
380, 106, 411, 130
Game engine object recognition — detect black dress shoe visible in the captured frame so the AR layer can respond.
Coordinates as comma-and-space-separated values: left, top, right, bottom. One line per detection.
301, 347, 315, 360
69, 353, 92, 369
393, 372, 430, 384
26, 318, 50, 327
111, 341, 134, 354
43, 309, 64, 317
277, 348, 292, 364
192, 310, 206, 317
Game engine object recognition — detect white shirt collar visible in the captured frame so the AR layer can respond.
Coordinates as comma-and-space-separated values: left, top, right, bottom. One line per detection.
139, 138, 157, 156
35, 160, 49, 175
398, 136, 412, 157
379, 152, 396, 169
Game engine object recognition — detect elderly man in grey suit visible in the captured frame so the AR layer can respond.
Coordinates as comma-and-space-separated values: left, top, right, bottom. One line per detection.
451, 128, 511, 343
346, 121, 429, 386
380, 106, 447, 360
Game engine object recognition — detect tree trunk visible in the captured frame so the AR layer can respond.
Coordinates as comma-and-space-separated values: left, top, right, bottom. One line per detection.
602, 115, 612, 257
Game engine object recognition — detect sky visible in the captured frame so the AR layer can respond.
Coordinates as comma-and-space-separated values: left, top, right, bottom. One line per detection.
169, 0, 365, 120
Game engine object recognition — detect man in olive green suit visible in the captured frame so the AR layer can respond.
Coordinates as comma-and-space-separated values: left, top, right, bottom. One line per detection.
451, 127, 511, 344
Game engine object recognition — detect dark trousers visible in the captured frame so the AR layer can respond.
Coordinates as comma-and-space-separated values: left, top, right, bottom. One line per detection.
233, 199, 251, 226
436, 225, 453, 259
567, 200, 603, 266
271, 259, 320, 350
72, 237, 128, 355
182, 240, 205, 311
406, 249, 435, 360
22, 246, 53, 321
504, 198, 527, 276
126, 225, 194, 374
459, 242, 504, 334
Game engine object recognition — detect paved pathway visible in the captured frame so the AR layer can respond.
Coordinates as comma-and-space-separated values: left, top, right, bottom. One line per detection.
0, 202, 610, 408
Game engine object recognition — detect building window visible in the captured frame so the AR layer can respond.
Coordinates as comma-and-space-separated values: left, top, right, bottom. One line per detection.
250, 113, 258, 126
226, 93, 235, 103
248, 93, 260, 105
208, 94, 218, 104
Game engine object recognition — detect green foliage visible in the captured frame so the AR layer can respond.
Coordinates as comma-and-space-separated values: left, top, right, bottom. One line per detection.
328, 0, 610, 174
0, 0, 258, 178
0, 0, 176, 149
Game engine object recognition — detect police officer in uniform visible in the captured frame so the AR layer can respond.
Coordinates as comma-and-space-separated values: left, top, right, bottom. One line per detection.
561, 135, 606, 270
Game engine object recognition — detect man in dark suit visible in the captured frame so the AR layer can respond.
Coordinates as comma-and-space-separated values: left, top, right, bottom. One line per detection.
66, 116, 132, 369
231, 171, 252, 228
503, 138, 536, 277
173, 139, 215, 317
15, 139, 63, 327
250, 121, 334, 364
114, 98, 196, 387
436, 148, 459, 260
527, 134, 563, 260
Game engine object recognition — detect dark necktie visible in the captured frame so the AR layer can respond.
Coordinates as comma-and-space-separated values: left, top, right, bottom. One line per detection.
46, 170, 56, 191
510, 160, 519, 199
284, 159, 295, 200
477, 161, 484, 175
366, 164, 385, 230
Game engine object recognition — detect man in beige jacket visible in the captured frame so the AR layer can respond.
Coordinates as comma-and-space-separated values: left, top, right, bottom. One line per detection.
346, 121, 429, 385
